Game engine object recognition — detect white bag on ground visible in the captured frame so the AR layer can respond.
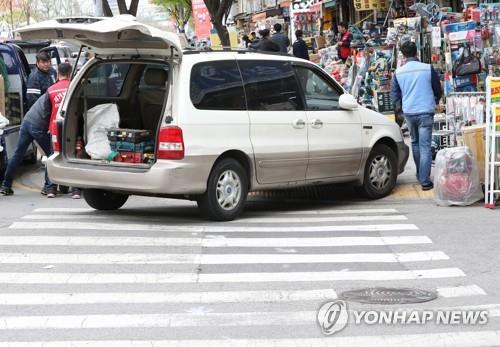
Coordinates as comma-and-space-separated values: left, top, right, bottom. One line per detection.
433, 146, 483, 206
85, 103, 119, 160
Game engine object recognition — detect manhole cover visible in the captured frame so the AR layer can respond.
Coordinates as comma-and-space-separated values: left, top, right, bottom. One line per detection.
340, 287, 437, 304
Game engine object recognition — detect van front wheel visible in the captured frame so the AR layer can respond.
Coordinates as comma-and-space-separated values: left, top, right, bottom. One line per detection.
197, 158, 248, 221
83, 189, 129, 210
359, 144, 397, 199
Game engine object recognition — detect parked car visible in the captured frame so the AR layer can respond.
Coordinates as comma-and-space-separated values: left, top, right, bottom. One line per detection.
17, 17, 409, 221
0, 41, 37, 165
7, 39, 61, 72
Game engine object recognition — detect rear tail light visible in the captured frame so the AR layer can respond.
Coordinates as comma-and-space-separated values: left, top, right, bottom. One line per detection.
157, 126, 184, 160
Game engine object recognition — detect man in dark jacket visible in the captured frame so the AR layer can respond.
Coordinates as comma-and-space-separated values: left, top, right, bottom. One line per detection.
293, 30, 309, 60
251, 29, 280, 52
0, 92, 56, 197
271, 23, 290, 53
26, 51, 57, 111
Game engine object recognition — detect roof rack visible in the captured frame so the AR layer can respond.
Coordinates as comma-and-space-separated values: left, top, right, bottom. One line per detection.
182, 47, 291, 57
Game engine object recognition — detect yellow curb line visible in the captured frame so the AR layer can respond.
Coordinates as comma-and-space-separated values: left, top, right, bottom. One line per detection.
12, 180, 40, 193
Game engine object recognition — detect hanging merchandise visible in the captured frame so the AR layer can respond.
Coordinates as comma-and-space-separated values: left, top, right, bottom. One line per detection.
452, 44, 482, 77
434, 147, 483, 206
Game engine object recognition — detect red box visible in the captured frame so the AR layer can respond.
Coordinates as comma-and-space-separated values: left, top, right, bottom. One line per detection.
114, 151, 143, 163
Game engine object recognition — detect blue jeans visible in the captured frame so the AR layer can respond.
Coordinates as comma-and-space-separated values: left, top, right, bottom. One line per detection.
1, 120, 55, 190
405, 113, 433, 186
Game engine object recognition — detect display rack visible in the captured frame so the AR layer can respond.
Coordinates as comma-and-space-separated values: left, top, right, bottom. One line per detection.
484, 76, 500, 208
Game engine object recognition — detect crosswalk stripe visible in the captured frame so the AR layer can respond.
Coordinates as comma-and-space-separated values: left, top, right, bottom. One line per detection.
0, 283, 484, 306
21, 215, 408, 223
0, 235, 432, 247
0, 236, 201, 247
0, 268, 465, 284
281, 208, 399, 215
437, 285, 487, 298
0, 251, 449, 264
202, 236, 432, 247
31, 207, 399, 215
236, 215, 407, 223
10, 221, 419, 232
32, 208, 96, 213
0, 289, 338, 305
4, 331, 500, 347
197, 268, 466, 282
0, 300, 494, 330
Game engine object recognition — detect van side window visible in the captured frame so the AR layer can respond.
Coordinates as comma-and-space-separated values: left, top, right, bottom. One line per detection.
190, 60, 245, 110
239, 60, 303, 111
294, 66, 341, 111
86, 63, 130, 97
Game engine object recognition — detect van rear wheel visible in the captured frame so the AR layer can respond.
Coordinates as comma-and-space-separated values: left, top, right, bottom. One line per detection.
359, 144, 397, 199
83, 189, 129, 210
197, 158, 248, 221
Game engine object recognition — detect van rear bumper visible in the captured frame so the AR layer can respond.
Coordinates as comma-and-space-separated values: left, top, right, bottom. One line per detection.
47, 153, 213, 195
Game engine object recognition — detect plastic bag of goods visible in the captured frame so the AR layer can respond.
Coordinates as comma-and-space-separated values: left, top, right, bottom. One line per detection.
85, 103, 120, 160
433, 146, 483, 206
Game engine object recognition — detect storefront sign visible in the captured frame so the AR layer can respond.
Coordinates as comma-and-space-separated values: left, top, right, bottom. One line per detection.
353, 0, 388, 11
192, 0, 211, 39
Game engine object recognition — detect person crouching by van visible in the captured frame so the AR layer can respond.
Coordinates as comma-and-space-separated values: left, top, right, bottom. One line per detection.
0, 91, 55, 197
47, 63, 81, 199
0, 63, 74, 198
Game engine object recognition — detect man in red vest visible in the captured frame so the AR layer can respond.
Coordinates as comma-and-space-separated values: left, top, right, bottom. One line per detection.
47, 63, 81, 199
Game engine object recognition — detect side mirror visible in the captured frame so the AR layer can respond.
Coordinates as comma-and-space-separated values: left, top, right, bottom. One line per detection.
339, 93, 359, 110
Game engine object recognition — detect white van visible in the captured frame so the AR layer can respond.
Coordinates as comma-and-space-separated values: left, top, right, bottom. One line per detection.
17, 16, 409, 221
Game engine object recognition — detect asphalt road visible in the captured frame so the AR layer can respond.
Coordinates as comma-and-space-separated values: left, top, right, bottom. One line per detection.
0, 187, 499, 346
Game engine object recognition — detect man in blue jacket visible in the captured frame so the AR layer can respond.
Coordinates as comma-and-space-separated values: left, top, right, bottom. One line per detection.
391, 41, 442, 191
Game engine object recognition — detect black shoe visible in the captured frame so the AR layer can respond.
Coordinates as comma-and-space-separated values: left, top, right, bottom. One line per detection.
0, 186, 14, 196
422, 183, 434, 191
41, 187, 47, 195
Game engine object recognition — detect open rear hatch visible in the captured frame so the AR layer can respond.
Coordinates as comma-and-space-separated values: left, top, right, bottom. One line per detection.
15, 16, 182, 58
16, 17, 178, 168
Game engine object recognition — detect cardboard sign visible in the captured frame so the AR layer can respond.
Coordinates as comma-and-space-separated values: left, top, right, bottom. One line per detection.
491, 78, 500, 103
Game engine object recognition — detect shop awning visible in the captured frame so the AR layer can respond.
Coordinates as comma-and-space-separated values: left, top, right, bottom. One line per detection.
323, 0, 337, 8
234, 12, 251, 21
252, 12, 267, 22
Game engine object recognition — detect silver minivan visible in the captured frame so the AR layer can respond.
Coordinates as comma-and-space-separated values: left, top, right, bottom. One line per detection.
18, 16, 409, 221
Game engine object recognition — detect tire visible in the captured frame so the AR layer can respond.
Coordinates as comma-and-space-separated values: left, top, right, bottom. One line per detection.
83, 189, 129, 211
359, 144, 398, 199
197, 158, 249, 221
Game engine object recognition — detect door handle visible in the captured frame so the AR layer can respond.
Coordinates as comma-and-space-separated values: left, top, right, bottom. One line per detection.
311, 119, 323, 129
292, 119, 306, 129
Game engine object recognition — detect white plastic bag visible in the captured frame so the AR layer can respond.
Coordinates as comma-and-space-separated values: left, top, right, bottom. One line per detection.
85, 103, 119, 160
0, 112, 9, 129
433, 146, 483, 206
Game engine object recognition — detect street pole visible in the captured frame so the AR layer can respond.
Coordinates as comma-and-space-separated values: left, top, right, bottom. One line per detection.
95, 0, 103, 17
290, 3, 295, 44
